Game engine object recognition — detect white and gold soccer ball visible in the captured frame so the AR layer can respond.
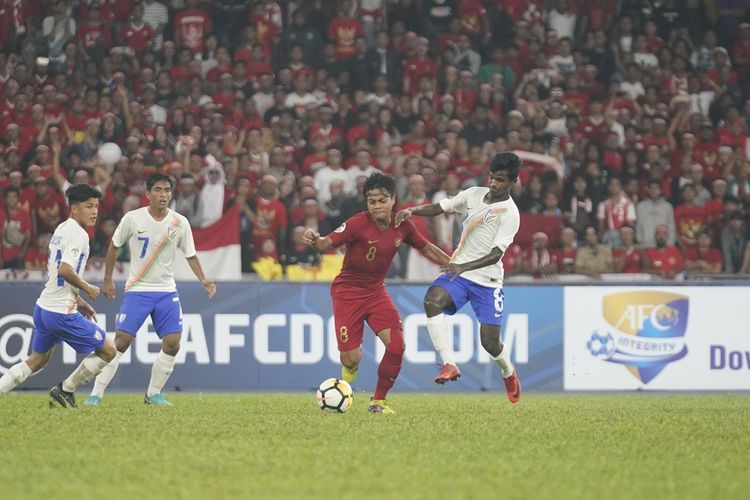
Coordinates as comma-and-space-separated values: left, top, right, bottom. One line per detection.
316, 378, 353, 413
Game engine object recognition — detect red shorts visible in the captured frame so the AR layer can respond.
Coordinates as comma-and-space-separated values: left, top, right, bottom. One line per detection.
330, 285, 401, 352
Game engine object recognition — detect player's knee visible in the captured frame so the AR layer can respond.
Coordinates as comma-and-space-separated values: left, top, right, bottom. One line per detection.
114, 332, 133, 353
385, 328, 404, 355
480, 332, 502, 357
162, 341, 180, 356
26, 355, 48, 373
423, 293, 443, 316
340, 350, 361, 368
99, 342, 117, 363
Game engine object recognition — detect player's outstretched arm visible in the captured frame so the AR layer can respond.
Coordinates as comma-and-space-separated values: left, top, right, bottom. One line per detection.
441, 247, 504, 280
394, 203, 444, 227
186, 255, 216, 298
303, 228, 335, 253
419, 243, 451, 266
58, 262, 100, 301
102, 242, 119, 299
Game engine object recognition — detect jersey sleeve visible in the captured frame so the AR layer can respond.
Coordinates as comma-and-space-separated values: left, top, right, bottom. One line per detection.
179, 218, 197, 258
327, 214, 362, 248
111, 213, 131, 248
493, 208, 521, 253
438, 188, 470, 214
60, 229, 89, 269
403, 219, 429, 250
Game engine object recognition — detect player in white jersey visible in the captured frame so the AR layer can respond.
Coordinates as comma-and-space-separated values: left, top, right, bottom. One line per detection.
395, 152, 522, 403
0, 184, 117, 408
83, 173, 216, 407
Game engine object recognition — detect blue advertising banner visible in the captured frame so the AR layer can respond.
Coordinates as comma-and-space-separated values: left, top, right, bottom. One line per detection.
0, 283, 564, 392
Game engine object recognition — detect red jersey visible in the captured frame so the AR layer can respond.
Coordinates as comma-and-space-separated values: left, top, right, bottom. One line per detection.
174, 9, 211, 53
122, 23, 155, 55
1, 208, 32, 262
645, 246, 682, 276
328, 212, 428, 289
252, 196, 287, 260
684, 246, 723, 267
674, 204, 706, 246
327, 17, 363, 60
458, 0, 487, 36
403, 57, 438, 95
24, 246, 48, 270
32, 191, 67, 234
613, 246, 643, 273
77, 22, 112, 50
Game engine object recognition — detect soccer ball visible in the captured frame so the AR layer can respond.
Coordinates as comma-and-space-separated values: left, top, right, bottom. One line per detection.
97, 142, 122, 165
316, 378, 353, 413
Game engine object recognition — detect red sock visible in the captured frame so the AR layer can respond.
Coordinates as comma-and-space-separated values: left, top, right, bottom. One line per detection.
374, 350, 403, 400
374, 327, 404, 400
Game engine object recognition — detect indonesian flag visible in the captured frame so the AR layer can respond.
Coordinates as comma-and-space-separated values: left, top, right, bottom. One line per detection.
174, 205, 241, 281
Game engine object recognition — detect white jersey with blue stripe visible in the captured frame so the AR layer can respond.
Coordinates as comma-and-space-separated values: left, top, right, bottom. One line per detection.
37, 218, 90, 314
113, 207, 196, 293
438, 187, 520, 287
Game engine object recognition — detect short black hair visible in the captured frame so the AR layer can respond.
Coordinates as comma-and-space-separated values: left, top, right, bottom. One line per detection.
146, 172, 173, 191
66, 183, 102, 205
489, 152, 521, 180
363, 172, 397, 198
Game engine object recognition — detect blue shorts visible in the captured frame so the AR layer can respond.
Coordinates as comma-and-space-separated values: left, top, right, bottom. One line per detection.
431, 274, 504, 326
31, 304, 107, 354
115, 292, 183, 337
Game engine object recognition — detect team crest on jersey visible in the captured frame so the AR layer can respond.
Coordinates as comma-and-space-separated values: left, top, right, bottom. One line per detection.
394, 238, 401, 247
70, 247, 80, 256
168, 227, 178, 240
483, 210, 498, 223
334, 223, 346, 233
94, 331, 102, 341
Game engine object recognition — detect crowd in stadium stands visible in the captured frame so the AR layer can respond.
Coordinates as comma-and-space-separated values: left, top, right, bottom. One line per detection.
1, 0, 750, 280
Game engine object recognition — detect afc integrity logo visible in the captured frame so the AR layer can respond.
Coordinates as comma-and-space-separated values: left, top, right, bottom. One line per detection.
586, 291, 689, 384
0, 314, 34, 375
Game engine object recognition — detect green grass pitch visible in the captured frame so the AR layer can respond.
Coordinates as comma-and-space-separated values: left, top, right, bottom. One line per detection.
1, 392, 748, 500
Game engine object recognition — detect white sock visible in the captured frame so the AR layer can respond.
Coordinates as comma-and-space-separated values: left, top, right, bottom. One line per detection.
62, 354, 109, 393
147, 351, 176, 397
90, 351, 124, 398
426, 314, 455, 366
493, 345, 514, 378
0, 362, 33, 393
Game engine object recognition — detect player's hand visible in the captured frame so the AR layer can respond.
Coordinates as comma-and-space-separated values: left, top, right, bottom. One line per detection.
302, 228, 320, 245
102, 279, 116, 299
86, 284, 101, 301
440, 263, 466, 281
77, 301, 97, 320
394, 208, 413, 228
201, 279, 216, 298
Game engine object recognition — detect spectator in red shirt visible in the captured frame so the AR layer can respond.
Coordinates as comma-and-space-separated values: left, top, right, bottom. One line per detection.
251, 174, 288, 262
684, 230, 723, 274
613, 225, 643, 273
644, 225, 683, 279
674, 183, 707, 250
76, 2, 112, 61
403, 38, 438, 96
327, 0, 363, 61
1, 188, 32, 269
24, 231, 51, 271
521, 231, 560, 277
31, 176, 66, 235
174, 0, 211, 54
122, 2, 155, 56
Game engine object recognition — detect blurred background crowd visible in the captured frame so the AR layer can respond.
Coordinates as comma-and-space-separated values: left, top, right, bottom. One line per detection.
2, 0, 750, 281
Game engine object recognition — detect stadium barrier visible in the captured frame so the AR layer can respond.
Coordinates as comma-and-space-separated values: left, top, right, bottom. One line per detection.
0, 282, 747, 392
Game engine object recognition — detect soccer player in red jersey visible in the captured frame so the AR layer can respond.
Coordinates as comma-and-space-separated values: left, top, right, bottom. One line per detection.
303, 173, 450, 414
